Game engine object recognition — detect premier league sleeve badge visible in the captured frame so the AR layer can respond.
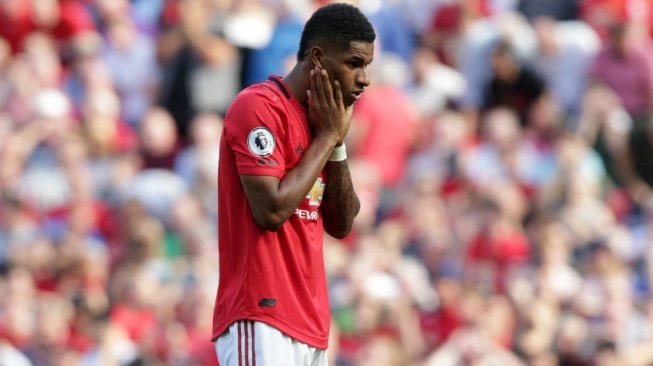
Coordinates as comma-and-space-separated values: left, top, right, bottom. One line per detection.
247, 127, 276, 157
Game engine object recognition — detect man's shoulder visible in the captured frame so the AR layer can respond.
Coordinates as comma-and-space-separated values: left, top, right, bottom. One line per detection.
226, 80, 289, 125
233, 79, 284, 105
224, 79, 288, 128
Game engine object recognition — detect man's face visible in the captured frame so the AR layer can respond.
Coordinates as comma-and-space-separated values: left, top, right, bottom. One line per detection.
319, 41, 374, 107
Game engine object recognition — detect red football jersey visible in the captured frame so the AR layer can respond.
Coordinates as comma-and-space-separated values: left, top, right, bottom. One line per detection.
212, 76, 330, 349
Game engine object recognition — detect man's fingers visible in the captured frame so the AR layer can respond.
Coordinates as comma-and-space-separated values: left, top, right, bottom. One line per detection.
309, 69, 317, 98
309, 68, 322, 114
314, 67, 329, 107
321, 69, 335, 106
333, 80, 344, 109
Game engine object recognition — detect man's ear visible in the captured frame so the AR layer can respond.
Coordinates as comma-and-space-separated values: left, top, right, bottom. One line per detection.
309, 46, 324, 68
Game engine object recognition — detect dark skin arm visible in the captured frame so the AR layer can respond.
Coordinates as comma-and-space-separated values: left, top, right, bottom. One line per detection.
241, 66, 359, 235
321, 159, 360, 238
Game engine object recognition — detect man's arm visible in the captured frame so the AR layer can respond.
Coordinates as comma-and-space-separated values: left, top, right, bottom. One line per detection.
321, 159, 360, 238
240, 134, 337, 231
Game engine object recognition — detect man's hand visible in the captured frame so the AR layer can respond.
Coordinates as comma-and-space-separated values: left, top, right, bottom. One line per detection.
307, 66, 352, 146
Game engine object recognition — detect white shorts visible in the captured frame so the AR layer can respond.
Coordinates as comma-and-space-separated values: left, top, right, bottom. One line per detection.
215, 320, 328, 366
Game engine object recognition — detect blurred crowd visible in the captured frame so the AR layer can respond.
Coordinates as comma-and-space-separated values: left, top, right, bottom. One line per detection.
1, 0, 653, 365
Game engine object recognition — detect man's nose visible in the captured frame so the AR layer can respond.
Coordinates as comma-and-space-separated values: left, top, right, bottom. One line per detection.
357, 67, 370, 87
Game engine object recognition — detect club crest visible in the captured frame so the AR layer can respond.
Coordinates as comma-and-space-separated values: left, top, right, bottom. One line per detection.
247, 127, 275, 157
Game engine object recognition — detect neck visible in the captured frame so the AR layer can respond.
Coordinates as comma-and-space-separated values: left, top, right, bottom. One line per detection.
282, 61, 311, 107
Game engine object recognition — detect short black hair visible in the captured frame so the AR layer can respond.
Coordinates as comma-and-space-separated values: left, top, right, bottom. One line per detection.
297, 3, 376, 61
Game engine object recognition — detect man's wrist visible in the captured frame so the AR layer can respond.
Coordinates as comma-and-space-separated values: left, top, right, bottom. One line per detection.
328, 142, 347, 161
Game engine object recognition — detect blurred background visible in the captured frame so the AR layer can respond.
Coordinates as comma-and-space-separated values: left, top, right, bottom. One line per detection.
1, 0, 653, 365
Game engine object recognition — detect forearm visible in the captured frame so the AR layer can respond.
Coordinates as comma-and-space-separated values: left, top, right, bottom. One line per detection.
243, 135, 338, 230
278, 135, 337, 207
320, 159, 360, 238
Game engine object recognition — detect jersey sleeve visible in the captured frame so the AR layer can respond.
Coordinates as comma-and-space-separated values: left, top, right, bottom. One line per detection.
224, 88, 287, 178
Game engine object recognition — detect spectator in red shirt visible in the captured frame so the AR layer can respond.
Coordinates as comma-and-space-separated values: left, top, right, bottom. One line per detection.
0, 0, 32, 54
0, 0, 96, 54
